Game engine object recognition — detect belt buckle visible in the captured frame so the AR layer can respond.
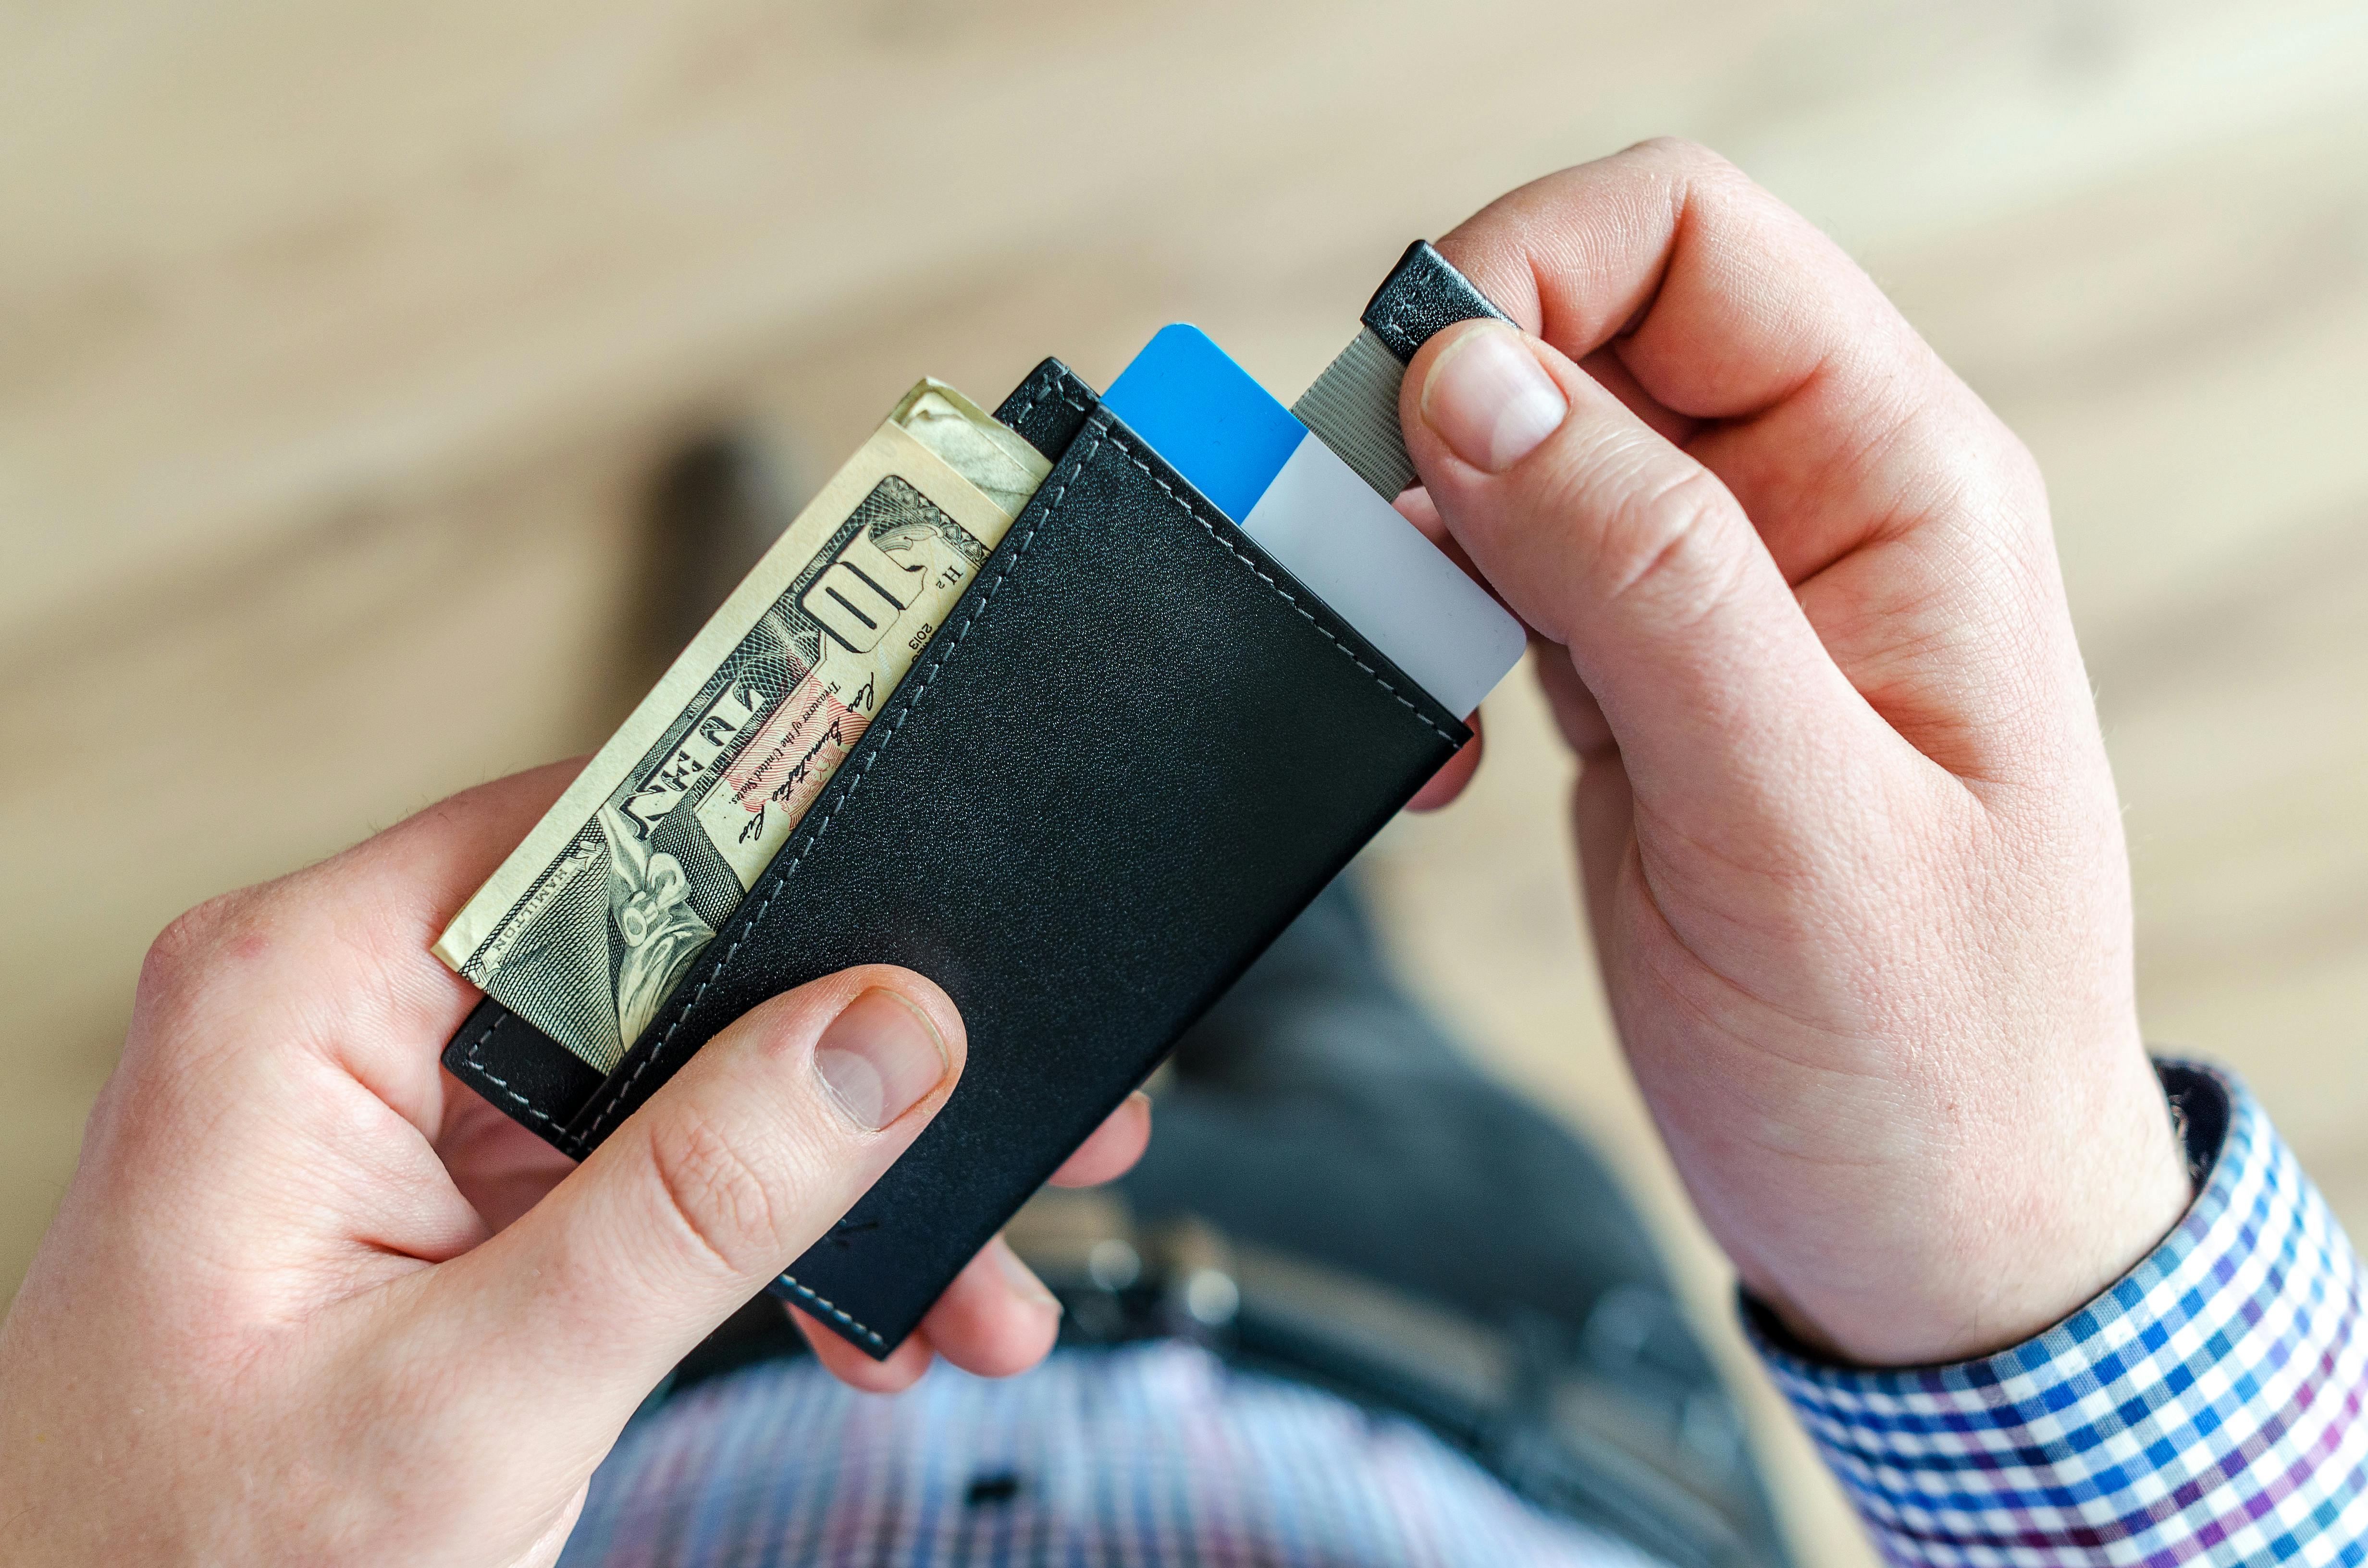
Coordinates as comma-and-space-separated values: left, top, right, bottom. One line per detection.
1005, 1188, 1240, 1349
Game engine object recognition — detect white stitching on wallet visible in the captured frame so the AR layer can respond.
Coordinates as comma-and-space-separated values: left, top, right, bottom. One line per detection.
1093, 423, 1458, 745
1004, 369, 1090, 431
772, 1275, 887, 1347
975, 374, 1449, 743
459, 1014, 559, 1127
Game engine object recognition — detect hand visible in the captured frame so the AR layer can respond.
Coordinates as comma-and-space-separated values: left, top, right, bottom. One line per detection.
0, 762, 1148, 1564
1401, 140, 2191, 1366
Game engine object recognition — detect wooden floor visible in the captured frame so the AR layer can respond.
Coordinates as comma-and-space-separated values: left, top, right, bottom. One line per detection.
5, 3, 2366, 1560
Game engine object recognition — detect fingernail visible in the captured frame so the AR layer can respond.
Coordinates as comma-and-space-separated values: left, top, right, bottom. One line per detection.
996, 1239, 1062, 1315
814, 989, 949, 1132
1420, 322, 1567, 473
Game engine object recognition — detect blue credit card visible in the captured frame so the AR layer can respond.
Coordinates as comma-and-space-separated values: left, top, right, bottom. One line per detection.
1104, 324, 1522, 718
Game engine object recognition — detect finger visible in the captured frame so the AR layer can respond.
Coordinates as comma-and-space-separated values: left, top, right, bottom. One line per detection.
436, 966, 963, 1411
1403, 318, 1902, 843
790, 1085, 1144, 1388
353, 758, 587, 912
307, 759, 587, 990
793, 1231, 1066, 1388
1049, 1092, 1153, 1188
1525, 645, 1610, 766
1393, 482, 1493, 591
144, 760, 592, 1146
792, 1305, 937, 1393
347, 760, 588, 1100
1571, 748, 1639, 968
914, 1237, 1062, 1378
515, 1482, 591, 1568
432, 1085, 580, 1235
1406, 722, 1483, 812
1576, 343, 1697, 448
1387, 485, 1489, 812
104, 759, 594, 1250
1431, 141, 2072, 777
805, 1093, 1135, 1390
130, 760, 585, 1078
1432, 137, 1956, 566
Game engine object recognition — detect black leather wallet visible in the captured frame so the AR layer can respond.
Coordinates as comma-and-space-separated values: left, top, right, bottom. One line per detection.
447, 275, 1487, 1357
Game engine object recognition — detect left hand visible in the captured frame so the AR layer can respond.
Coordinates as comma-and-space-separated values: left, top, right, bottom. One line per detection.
0, 761, 1148, 1565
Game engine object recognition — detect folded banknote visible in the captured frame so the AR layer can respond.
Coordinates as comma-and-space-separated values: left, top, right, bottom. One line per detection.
433, 381, 1048, 1073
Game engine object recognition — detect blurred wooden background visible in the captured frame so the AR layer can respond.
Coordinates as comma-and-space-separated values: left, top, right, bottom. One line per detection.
5, 2, 2365, 1560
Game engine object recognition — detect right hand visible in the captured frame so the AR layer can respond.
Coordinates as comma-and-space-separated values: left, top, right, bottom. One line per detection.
1401, 140, 2192, 1367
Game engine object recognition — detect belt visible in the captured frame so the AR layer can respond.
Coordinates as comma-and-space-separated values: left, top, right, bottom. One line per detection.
664, 1187, 1787, 1568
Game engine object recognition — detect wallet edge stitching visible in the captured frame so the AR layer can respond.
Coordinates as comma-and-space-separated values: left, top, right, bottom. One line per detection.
1094, 423, 1459, 746
1001, 371, 1088, 429
766, 1276, 885, 1348
458, 1011, 568, 1135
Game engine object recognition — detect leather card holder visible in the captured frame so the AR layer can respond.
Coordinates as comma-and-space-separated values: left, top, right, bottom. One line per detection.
444, 357, 1468, 1355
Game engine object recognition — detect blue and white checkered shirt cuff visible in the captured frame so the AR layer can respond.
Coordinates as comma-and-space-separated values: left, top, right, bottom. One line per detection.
1748, 1061, 2368, 1566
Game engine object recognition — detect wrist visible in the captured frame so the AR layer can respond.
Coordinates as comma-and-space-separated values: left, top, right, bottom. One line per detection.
1755, 1051, 2195, 1369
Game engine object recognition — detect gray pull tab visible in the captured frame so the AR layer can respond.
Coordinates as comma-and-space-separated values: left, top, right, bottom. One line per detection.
1291, 242, 1514, 502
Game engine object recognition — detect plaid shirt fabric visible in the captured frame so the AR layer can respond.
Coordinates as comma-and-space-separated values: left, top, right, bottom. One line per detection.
1754, 1062, 2368, 1566
566, 1061, 2365, 1567
561, 1337, 1653, 1568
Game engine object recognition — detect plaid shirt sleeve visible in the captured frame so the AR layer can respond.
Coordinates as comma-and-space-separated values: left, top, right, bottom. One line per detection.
1749, 1061, 2368, 1567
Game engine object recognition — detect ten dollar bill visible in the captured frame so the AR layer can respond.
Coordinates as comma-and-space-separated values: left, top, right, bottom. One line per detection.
434, 381, 1048, 1073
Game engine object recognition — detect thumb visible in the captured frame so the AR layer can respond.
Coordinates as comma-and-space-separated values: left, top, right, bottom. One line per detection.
432, 965, 962, 1406
1402, 320, 1886, 830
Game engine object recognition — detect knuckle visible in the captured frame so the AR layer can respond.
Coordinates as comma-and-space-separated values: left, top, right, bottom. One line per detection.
138, 894, 239, 998
1596, 455, 1747, 619
644, 1111, 789, 1281
1996, 425, 2047, 502
1625, 135, 1743, 189
1627, 134, 1716, 167
136, 884, 295, 1007
1622, 138, 1773, 234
